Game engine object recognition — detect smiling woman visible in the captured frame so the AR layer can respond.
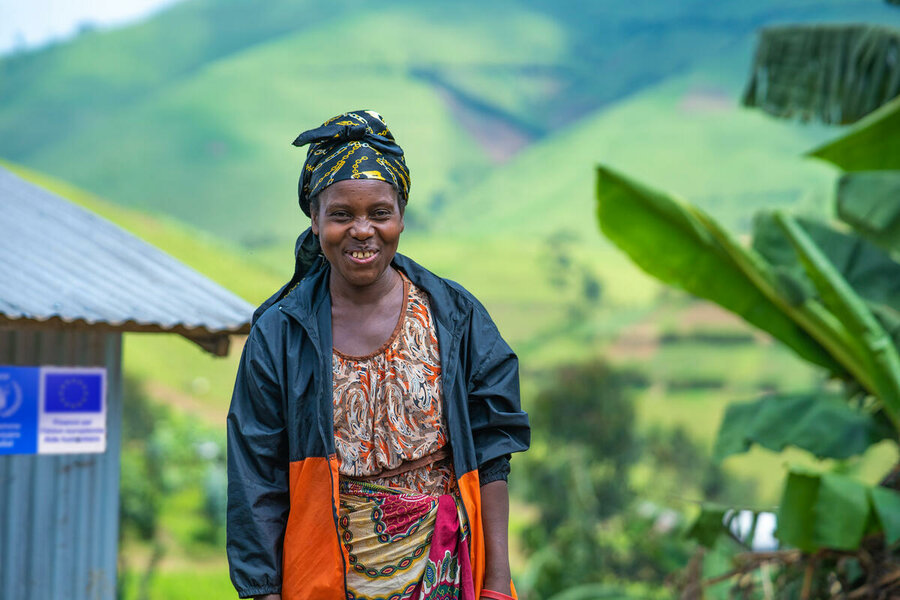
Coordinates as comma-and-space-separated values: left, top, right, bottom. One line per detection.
226, 110, 530, 600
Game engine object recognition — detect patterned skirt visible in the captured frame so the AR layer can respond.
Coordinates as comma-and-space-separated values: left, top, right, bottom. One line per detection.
338, 479, 475, 600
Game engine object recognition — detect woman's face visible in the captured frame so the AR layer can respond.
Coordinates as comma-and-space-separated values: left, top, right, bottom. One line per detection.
310, 178, 404, 290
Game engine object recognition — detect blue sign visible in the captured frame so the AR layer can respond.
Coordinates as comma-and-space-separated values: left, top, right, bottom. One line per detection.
44, 372, 103, 413
0, 366, 106, 455
0, 366, 40, 455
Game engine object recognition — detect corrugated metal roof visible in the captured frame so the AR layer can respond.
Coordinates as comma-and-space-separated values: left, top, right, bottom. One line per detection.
0, 167, 253, 355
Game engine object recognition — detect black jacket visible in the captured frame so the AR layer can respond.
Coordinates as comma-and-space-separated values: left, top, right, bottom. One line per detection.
226, 253, 530, 599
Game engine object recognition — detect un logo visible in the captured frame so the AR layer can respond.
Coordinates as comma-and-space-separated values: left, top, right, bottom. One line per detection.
0, 374, 23, 419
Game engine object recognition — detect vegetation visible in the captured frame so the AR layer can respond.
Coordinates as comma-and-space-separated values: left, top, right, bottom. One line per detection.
595, 111, 900, 595
516, 360, 756, 599
118, 376, 227, 600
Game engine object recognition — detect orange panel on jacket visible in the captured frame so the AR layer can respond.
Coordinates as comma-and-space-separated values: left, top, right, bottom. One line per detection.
283, 456, 347, 600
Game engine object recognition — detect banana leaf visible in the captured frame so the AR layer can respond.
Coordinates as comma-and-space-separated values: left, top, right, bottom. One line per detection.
743, 25, 900, 125
753, 212, 900, 309
836, 171, 900, 254
870, 486, 900, 543
778, 467, 900, 551
775, 213, 900, 424
714, 392, 894, 460
755, 213, 900, 365
810, 94, 900, 170
691, 209, 880, 388
595, 166, 843, 375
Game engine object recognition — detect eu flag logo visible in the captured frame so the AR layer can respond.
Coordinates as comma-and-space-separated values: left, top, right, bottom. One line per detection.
43, 372, 103, 413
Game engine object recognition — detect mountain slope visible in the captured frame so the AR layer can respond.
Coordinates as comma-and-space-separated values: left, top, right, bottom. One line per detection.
441, 69, 838, 239
4, 0, 899, 247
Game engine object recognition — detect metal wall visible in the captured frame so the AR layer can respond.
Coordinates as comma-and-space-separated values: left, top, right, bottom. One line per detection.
0, 327, 122, 600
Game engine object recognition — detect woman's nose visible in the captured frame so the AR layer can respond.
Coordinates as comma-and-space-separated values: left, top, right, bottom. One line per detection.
350, 218, 374, 239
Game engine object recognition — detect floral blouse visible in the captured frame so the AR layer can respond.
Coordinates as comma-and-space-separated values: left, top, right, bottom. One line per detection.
332, 273, 455, 495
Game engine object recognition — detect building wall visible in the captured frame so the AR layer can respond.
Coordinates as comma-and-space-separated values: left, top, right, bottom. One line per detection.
0, 327, 122, 600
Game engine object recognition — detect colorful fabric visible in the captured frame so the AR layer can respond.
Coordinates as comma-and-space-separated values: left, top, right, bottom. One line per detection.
339, 479, 475, 600
332, 274, 454, 496
292, 110, 411, 217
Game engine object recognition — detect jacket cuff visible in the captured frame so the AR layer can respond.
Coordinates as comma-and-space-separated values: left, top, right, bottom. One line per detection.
237, 585, 281, 599
478, 455, 511, 485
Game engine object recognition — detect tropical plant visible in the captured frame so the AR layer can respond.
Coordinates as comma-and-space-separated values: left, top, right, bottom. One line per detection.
591, 33, 900, 575
596, 7, 900, 596
595, 160, 900, 597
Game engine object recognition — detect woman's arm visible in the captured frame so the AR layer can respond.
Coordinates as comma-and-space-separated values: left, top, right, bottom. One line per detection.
481, 479, 512, 595
227, 325, 290, 599
461, 295, 530, 598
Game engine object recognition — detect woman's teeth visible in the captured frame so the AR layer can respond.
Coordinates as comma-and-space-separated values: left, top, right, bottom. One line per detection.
351, 251, 375, 259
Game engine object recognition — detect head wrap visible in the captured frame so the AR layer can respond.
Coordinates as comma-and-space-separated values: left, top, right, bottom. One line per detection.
251, 110, 410, 325
292, 110, 410, 217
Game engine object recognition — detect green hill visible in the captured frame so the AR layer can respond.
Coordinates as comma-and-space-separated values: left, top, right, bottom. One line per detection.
4, 0, 899, 247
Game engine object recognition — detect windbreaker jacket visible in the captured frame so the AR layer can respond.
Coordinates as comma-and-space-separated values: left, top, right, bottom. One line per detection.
226, 253, 531, 599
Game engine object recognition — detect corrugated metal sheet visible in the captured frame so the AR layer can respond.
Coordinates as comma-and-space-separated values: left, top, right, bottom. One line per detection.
0, 167, 253, 352
0, 328, 122, 600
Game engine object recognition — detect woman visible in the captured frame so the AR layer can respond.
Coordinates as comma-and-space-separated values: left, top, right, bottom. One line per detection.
227, 110, 530, 600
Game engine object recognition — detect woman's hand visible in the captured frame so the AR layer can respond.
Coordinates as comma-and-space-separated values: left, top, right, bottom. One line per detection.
480, 479, 512, 596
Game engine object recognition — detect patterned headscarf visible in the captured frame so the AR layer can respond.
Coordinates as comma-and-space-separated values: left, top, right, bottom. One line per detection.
251, 111, 410, 325
292, 110, 410, 217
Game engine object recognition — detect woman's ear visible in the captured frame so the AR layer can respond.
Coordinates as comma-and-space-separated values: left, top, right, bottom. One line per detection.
310, 210, 319, 236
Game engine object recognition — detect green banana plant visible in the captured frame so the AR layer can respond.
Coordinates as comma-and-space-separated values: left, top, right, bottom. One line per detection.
597, 165, 900, 426
743, 25, 900, 125
835, 171, 900, 254
595, 164, 900, 555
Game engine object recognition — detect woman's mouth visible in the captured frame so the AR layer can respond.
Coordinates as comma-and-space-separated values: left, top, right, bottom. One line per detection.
347, 250, 378, 264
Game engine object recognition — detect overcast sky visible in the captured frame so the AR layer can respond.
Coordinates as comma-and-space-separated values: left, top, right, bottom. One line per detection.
0, 0, 183, 55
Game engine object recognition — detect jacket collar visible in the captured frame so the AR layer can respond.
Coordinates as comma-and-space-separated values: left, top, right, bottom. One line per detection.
277, 253, 470, 340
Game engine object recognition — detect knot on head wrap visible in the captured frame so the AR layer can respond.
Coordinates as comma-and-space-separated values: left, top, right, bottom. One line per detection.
292, 110, 410, 217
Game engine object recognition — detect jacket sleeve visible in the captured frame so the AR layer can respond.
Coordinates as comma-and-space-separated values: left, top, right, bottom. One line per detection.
226, 324, 289, 598
465, 303, 531, 483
